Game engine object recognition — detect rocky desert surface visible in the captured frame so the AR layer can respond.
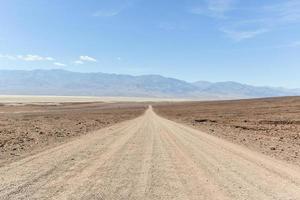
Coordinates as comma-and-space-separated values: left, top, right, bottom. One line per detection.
1, 106, 300, 199
0, 101, 146, 164
154, 96, 300, 166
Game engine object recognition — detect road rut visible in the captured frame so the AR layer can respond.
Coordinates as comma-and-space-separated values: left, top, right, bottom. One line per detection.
0, 106, 300, 199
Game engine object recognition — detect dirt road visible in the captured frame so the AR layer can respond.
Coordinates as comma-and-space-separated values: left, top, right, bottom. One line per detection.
1, 106, 300, 200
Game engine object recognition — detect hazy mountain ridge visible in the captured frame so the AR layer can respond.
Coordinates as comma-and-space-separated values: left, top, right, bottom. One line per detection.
192, 81, 298, 98
0, 69, 299, 99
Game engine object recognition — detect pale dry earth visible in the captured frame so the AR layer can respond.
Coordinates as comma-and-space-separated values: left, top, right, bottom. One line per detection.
0, 95, 189, 104
0, 102, 146, 162
154, 97, 300, 166
0, 106, 300, 200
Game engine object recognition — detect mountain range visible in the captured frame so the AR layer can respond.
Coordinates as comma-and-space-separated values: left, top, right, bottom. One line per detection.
0, 69, 299, 99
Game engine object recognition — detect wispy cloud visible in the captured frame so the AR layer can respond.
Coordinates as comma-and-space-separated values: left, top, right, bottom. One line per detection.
74, 55, 97, 65
17, 55, 54, 61
0, 54, 54, 61
236, 1, 300, 28
188, 0, 236, 19
92, 0, 138, 18
74, 60, 83, 65
276, 41, 300, 48
74, 60, 84, 65
53, 62, 66, 67
188, 0, 300, 41
79, 56, 97, 62
221, 28, 268, 41
1, 53, 100, 66
264, 0, 300, 24
93, 9, 122, 17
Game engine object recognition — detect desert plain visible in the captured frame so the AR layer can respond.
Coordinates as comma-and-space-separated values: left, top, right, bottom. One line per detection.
154, 96, 300, 166
0, 96, 300, 199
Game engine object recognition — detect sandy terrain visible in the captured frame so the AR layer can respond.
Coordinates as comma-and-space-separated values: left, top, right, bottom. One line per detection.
0, 95, 189, 103
0, 102, 146, 163
0, 106, 300, 199
154, 97, 300, 166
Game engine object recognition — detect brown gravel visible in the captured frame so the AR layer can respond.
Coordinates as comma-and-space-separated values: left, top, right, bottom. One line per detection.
0, 102, 146, 163
1, 107, 300, 199
154, 96, 300, 166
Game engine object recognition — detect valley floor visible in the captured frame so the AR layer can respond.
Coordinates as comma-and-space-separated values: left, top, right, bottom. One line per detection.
154, 96, 300, 166
0, 106, 300, 199
0, 101, 146, 164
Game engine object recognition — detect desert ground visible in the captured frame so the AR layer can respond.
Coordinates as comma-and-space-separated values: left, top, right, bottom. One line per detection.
0, 101, 146, 163
0, 95, 188, 103
0, 97, 300, 199
154, 96, 300, 166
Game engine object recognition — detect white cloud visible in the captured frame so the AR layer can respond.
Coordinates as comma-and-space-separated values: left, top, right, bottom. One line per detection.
17, 54, 54, 61
79, 55, 97, 62
73, 56, 97, 65
46, 57, 54, 61
0, 54, 55, 62
221, 28, 268, 41
74, 60, 84, 65
54, 62, 66, 67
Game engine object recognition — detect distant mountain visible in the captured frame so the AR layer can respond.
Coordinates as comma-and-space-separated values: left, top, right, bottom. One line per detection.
192, 81, 298, 98
0, 69, 299, 99
192, 81, 213, 90
0, 69, 198, 98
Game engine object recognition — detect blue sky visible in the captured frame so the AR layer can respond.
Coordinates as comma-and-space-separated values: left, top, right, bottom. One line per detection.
0, 0, 300, 88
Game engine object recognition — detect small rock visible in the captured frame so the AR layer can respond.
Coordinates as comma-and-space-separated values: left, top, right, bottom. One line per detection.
279, 137, 284, 141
